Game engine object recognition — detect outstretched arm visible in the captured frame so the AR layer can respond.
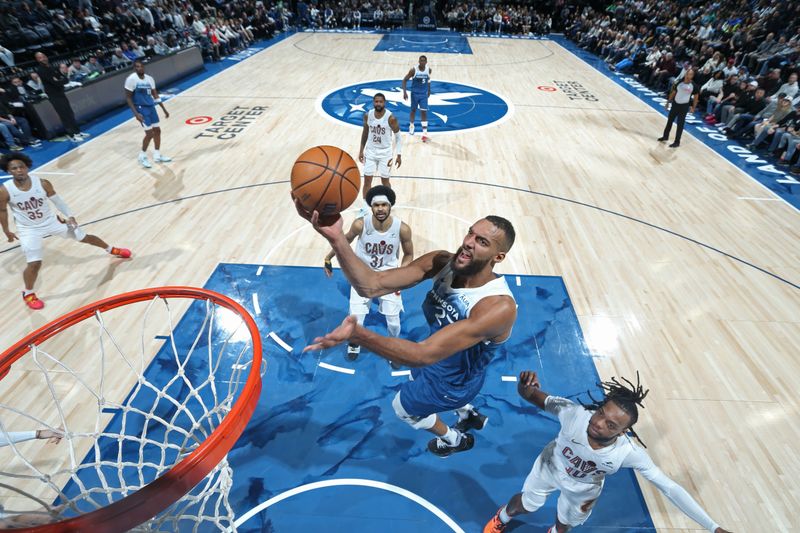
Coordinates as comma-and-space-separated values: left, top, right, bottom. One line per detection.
626, 449, 731, 533
517, 370, 549, 409
305, 294, 516, 366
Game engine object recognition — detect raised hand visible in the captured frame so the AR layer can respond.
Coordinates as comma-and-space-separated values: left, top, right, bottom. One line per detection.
303, 315, 358, 352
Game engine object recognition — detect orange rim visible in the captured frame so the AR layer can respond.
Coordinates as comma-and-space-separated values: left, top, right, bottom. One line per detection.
0, 287, 263, 533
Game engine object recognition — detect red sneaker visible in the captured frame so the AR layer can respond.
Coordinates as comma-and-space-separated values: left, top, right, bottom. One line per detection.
22, 292, 45, 310
422, 135, 430, 143
110, 247, 132, 258
483, 507, 507, 533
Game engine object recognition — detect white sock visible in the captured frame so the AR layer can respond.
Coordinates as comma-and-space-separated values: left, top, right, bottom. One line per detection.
105, 246, 112, 253
456, 404, 474, 420
23, 289, 33, 296
409, 123, 415, 134
153, 150, 161, 158
421, 121, 428, 133
498, 506, 511, 524
139, 151, 147, 158
441, 426, 460, 446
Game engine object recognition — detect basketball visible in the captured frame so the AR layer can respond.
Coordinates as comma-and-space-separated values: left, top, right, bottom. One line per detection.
291, 145, 361, 217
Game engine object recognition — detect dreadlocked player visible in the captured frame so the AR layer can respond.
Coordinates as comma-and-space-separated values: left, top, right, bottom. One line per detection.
484, 371, 732, 533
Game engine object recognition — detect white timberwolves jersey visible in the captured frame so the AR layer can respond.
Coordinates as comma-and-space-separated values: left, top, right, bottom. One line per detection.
355, 215, 401, 271
3, 176, 55, 229
365, 109, 393, 156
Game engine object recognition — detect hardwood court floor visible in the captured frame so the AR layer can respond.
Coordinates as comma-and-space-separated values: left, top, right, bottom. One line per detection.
1, 33, 798, 531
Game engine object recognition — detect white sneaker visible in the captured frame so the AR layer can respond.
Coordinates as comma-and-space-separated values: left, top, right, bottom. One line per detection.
138, 154, 152, 168
70, 135, 83, 142
153, 154, 172, 163
77, 132, 91, 138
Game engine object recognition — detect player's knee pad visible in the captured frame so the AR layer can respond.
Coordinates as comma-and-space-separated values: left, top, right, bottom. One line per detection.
385, 314, 401, 337
392, 392, 436, 430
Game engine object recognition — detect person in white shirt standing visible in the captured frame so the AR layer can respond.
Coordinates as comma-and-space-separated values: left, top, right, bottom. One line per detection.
0, 154, 132, 310
484, 371, 732, 533
357, 93, 402, 217
124, 60, 171, 169
658, 68, 700, 148
323, 185, 414, 365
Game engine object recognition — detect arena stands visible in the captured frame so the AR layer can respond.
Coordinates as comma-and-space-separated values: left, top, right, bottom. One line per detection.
566, 0, 800, 173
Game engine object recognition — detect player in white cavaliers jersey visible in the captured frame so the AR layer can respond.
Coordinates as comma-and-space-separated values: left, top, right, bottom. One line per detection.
0, 154, 132, 310
357, 93, 402, 217
324, 186, 414, 365
484, 371, 732, 533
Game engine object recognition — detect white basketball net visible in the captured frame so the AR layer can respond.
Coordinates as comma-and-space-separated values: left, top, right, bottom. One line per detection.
0, 295, 258, 531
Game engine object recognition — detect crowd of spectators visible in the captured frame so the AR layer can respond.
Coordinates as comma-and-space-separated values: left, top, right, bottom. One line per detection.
566, 0, 800, 173
0, 0, 306, 149
296, 0, 406, 30
442, 3, 552, 36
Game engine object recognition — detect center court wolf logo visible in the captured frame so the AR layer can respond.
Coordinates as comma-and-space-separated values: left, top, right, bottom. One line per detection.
318, 80, 512, 133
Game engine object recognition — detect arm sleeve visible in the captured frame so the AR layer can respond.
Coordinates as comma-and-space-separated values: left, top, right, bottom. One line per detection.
623, 447, 720, 532
49, 194, 73, 217
543, 396, 578, 423
0, 430, 37, 447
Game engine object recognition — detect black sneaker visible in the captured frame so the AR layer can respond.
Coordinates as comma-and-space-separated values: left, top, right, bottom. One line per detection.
669, 142, 680, 148
454, 409, 488, 433
427, 432, 474, 457
657, 136, 668, 142
346, 343, 360, 361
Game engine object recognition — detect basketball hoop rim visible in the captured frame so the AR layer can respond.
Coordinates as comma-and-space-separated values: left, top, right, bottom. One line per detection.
0, 287, 263, 533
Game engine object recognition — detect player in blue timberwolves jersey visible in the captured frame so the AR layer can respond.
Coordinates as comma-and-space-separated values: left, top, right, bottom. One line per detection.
296, 203, 517, 457
402, 55, 432, 142
124, 60, 171, 169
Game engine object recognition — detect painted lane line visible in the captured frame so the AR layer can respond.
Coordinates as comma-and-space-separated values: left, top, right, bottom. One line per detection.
501, 375, 518, 382
516, 276, 521, 286
737, 197, 783, 201
318, 361, 355, 375
391, 370, 411, 377
251, 293, 261, 315
232, 478, 465, 532
256, 266, 263, 276
268, 331, 292, 352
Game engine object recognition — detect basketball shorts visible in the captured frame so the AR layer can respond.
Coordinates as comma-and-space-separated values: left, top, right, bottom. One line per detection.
363, 152, 392, 178
17, 217, 87, 263
136, 105, 159, 130
398, 368, 483, 417
349, 286, 403, 316
520, 453, 604, 527
410, 92, 428, 112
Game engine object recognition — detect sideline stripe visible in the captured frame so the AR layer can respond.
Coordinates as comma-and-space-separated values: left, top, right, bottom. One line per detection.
232, 478, 466, 532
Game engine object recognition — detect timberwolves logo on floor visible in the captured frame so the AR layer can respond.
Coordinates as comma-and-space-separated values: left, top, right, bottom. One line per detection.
318, 79, 512, 134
